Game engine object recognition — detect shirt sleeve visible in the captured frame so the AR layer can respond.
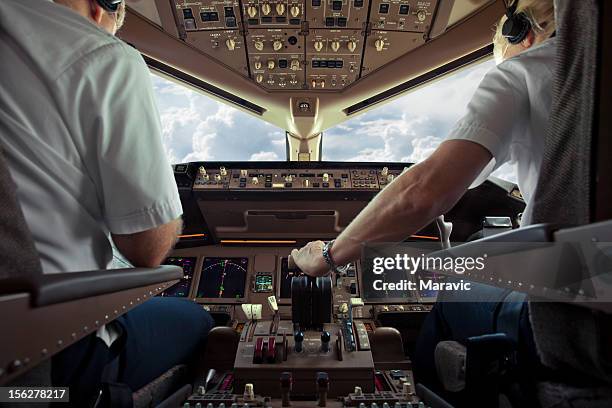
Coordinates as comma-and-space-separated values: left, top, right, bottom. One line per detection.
60, 42, 182, 234
446, 64, 525, 186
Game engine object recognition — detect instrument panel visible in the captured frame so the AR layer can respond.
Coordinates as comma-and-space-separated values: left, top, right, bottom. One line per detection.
170, 0, 441, 90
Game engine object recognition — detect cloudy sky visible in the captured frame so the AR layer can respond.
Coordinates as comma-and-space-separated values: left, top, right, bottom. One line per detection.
151, 58, 517, 183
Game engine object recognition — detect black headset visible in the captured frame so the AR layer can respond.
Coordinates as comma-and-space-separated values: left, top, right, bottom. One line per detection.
96, 0, 123, 12
502, 1, 532, 44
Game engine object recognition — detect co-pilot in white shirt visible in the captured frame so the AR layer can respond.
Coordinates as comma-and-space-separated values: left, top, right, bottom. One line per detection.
0, 0, 182, 345
447, 38, 556, 223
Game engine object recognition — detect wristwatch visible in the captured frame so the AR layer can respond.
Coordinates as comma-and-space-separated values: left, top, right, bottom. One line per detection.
322, 240, 340, 274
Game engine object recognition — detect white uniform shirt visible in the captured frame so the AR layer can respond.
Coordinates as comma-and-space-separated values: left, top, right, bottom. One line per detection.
0, 0, 182, 274
447, 38, 556, 223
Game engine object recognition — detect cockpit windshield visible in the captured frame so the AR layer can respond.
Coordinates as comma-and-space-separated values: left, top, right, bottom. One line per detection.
151, 60, 516, 183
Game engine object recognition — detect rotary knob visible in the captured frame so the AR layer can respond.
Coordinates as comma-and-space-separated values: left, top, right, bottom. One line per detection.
285, 175, 293, 182
220, 166, 227, 176
240, 169, 248, 177
276, 3, 285, 15
214, 174, 222, 181
247, 5, 258, 18
375, 39, 385, 52
381, 166, 389, 176
254, 40, 264, 51
303, 179, 310, 187
256, 74, 264, 83
202, 174, 210, 181
225, 38, 236, 51
319, 79, 325, 88
252, 177, 259, 185
311, 79, 317, 88
387, 174, 395, 183
267, 59, 275, 70
290, 59, 300, 71
273, 40, 283, 51
314, 40, 324, 52
331, 41, 340, 52
254, 61, 262, 70
290, 5, 300, 17
261, 3, 271, 15
417, 9, 427, 22
198, 166, 207, 175
347, 40, 357, 52
322, 173, 329, 182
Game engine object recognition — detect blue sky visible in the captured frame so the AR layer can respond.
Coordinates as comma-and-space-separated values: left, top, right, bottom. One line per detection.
151, 59, 517, 182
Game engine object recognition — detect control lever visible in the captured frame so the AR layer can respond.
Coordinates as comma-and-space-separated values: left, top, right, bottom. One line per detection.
435, 215, 453, 249
320, 331, 331, 353
294, 331, 304, 353
280, 372, 292, 407
316, 372, 329, 407
203, 368, 217, 393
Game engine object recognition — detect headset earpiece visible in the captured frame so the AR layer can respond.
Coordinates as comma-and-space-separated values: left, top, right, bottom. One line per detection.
502, 2, 531, 45
96, 0, 123, 13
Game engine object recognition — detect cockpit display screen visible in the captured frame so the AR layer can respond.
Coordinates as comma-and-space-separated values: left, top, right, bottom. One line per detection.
197, 257, 248, 299
279, 257, 305, 299
159, 257, 197, 297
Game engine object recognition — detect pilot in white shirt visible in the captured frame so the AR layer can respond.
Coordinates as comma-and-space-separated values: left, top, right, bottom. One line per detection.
0, 0, 213, 403
290, 0, 556, 392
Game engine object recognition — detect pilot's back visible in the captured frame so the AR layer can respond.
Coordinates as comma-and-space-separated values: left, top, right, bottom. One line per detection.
0, 0, 163, 273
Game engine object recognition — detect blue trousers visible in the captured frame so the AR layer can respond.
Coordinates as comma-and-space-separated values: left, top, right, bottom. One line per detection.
51, 297, 214, 405
413, 281, 537, 392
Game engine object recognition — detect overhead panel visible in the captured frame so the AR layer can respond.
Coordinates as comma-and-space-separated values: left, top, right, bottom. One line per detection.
173, 0, 249, 77
169, 0, 441, 89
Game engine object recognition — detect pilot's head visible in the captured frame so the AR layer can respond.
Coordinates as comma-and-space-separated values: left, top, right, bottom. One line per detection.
493, 0, 556, 65
55, 0, 126, 35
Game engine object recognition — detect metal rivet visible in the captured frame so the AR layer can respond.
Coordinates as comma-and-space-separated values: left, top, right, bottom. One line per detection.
8, 360, 22, 373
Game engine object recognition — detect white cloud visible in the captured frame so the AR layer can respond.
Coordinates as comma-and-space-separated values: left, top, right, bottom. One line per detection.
250, 151, 280, 161
151, 58, 517, 184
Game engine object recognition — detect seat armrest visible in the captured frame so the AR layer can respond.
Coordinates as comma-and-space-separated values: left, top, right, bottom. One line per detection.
32, 265, 183, 307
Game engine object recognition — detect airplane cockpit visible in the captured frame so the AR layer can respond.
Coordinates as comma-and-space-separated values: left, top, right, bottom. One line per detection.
1, 0, 611, 407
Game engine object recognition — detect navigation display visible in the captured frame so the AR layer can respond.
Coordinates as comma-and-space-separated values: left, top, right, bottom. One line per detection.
159, 257, 197, 297
197, 257, 248, 299
279, 257, 305, 299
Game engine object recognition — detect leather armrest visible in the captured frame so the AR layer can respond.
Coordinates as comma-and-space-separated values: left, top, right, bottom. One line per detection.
0, 265, 183, 307
33, 265, 183, 307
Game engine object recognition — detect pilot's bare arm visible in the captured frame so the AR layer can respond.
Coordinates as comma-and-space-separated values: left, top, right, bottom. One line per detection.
112, 218, 183, 268
292, 140, 492, 276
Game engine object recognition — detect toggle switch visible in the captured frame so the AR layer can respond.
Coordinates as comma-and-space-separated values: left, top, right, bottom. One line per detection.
316, 372, 330, 407
320, 331, 331, 353
280, 372, 292, 407
294, 331, 304, 352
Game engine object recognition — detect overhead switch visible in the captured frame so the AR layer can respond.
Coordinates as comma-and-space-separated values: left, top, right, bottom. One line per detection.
375, 39, 385, 52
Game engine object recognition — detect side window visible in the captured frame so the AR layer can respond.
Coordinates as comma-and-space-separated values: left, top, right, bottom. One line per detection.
151, 72, 285, 163
322, 59, 517, 183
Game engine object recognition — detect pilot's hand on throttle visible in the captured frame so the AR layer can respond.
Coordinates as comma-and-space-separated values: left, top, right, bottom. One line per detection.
290, 240, 330, 277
